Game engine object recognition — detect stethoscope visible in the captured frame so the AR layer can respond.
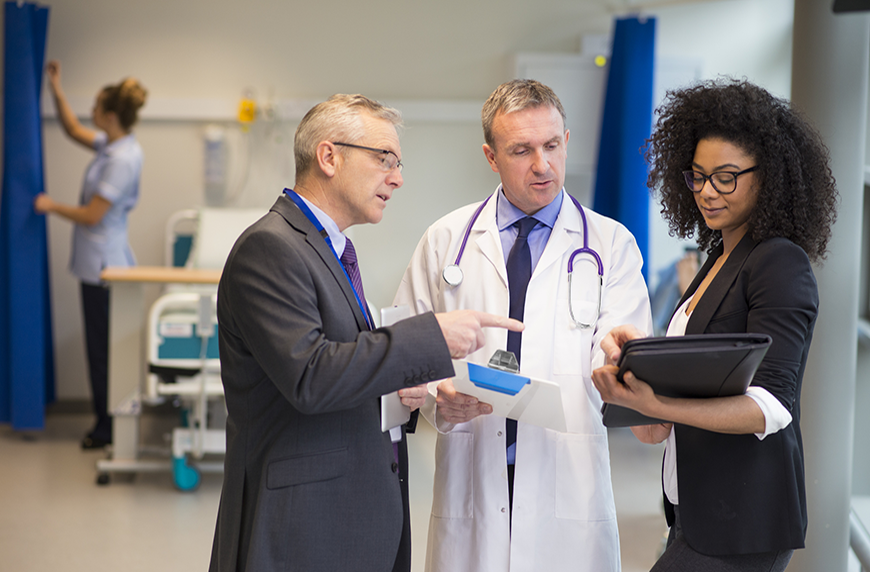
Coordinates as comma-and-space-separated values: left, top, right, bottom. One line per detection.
441, 191, 603, 329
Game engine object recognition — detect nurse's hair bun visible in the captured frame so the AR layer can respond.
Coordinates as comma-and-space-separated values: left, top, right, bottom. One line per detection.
101, 77, 148, 130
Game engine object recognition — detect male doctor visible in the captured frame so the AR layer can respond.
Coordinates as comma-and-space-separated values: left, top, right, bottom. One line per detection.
393, 80, 652, 572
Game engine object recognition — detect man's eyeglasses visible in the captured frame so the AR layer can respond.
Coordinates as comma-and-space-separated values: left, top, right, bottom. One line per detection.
333, 142, 403, 172
682, 166, 758, 195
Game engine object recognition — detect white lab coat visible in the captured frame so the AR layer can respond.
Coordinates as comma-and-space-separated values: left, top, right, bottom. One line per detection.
393, 189, 652, 572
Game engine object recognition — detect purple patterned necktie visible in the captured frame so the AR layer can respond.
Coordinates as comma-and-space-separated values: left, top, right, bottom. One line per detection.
342, 238, 399, 464
340, 237, 368, 311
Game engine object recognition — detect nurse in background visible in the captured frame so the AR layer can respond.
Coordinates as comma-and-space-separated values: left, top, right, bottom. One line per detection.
35, 60, 147, 450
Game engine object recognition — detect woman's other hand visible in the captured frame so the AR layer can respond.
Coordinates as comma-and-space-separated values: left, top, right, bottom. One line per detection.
632, 422, 673, 444
34, 193, 55, 214
601, 324, 647, 365
592, 365, 656, 412
593, 363, 672, 444
46, 60, 62, 94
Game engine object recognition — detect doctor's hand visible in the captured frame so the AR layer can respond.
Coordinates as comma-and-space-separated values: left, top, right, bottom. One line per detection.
600, 324, 647, 365
435, 378, 492, 424
435, 310, 523, 359
397, 385, 429, 411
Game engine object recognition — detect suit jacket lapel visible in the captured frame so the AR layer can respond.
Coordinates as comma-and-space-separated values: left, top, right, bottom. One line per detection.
271, 195, 370, 332
673, 245, 720, 324
683, 233, 758, 335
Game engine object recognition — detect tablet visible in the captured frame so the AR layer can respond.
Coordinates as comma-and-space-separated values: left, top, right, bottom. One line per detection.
601, 333, 772, 427
381, 306, 412, 432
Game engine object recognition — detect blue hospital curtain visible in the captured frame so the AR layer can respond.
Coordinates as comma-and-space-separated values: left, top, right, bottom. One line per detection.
0, 1, 53, 430
592, 16, 656, 280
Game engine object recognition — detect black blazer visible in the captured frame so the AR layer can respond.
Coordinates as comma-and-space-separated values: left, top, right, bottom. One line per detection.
209, 195, 454, 571
666, 234, 817, 555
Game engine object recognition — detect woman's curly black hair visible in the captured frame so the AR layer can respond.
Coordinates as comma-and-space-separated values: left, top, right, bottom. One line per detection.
645, 78, 838, 261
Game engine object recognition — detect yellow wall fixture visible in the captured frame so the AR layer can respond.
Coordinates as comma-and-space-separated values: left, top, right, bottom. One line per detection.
238, 91, 256, 129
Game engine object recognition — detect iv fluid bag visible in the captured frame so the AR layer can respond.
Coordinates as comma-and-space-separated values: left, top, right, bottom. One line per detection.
204, 125, 227, 206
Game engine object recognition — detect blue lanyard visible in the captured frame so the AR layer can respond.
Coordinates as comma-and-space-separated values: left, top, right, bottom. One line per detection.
284, 189, 373, 330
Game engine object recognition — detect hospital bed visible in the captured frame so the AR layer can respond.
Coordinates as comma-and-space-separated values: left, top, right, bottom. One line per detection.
146, 207, 264, 490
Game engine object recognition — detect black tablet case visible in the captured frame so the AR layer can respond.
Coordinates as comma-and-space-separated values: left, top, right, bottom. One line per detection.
601, 333, 772, 427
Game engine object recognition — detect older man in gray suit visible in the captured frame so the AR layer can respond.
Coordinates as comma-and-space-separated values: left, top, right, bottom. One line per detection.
209, 94, 521, 572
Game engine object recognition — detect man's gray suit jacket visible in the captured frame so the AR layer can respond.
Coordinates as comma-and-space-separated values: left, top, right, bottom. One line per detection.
209, 194, 454, 571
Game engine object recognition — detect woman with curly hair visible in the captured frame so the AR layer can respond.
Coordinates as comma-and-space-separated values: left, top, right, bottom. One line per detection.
592, 78, 838, 571
35, 61, 147, 450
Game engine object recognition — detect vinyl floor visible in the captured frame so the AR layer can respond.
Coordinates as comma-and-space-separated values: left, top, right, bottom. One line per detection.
0, 406, 670, 572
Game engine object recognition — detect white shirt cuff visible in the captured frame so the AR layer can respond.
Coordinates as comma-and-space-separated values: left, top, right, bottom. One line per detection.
746, 386, 792, 440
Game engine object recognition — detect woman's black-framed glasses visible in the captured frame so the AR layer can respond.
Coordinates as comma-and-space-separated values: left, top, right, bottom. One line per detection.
332, 142, 403, 172
682, 166, 758, 195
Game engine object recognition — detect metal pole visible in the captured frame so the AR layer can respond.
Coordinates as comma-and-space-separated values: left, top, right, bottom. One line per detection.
851, 508, 870, 572
789, 2, 869, 571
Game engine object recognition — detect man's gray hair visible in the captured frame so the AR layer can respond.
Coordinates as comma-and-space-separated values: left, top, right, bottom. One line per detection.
481, 79, 567, 149
294, 94, 403, 178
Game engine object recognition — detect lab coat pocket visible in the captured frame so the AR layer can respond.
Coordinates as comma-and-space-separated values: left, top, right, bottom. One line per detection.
555, 432, 616, 521
432, 432, 473, 519
553, 326, 593, 378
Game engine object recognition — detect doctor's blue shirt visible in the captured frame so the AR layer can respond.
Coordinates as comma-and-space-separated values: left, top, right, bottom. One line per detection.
496, 185, 564, 270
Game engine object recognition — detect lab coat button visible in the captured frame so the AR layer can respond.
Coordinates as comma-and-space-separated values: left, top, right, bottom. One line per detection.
497, 431, 503, 437
391, 462, 399, 473
501, 507, 506, 513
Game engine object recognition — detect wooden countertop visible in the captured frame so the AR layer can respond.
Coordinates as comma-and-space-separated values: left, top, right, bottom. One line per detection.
100, 266, 221, 284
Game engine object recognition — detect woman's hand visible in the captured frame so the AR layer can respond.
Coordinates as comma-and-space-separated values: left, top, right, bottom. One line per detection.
592, 365, 657, 414
34, 193, 55, 214
46, 60, 62, 94
595, 364, 768, 436
631, 422, 673, 444
601, 324, 646, 365
593, 365, 670, 442
33, 193, 111, 226
45, 60, 98, 149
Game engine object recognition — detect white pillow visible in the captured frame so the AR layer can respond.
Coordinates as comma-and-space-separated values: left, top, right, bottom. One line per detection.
187, 207, 266, 269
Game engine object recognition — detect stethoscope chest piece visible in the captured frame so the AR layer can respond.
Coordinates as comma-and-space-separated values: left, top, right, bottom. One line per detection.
442, 264, 464, 287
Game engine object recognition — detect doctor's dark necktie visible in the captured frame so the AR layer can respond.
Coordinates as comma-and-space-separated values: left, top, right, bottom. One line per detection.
505, 217, 537, 458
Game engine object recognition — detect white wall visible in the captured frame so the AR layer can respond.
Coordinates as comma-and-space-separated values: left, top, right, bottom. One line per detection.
25, 0, 794, 399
